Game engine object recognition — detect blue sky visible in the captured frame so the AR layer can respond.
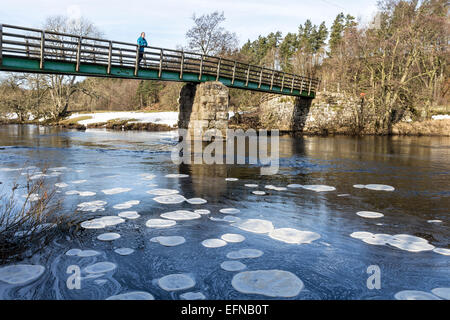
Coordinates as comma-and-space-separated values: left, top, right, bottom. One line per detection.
1, 0, 379, 48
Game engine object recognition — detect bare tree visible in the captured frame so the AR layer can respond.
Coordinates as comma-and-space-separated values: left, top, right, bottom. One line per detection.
186, 11, 238, 56
42, 15, 102, 119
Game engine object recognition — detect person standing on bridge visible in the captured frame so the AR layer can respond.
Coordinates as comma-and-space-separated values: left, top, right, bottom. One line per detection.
137, 32, 148, 65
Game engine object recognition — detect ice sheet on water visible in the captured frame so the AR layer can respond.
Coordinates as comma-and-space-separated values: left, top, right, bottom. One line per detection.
71, 180, 87, 184
427, 220, 442, 223
118, 211, 140, 219
160, 210, 201, 220
66, 249, 100, 257
0, 264, 45, 285
113, 200, 140, 210
77, 200, 107, 212
145, 219, 176, 228
287, 184, 302, 188
201, 239, 227, 248
55, 182, 68, 188
302, 185, 336, 192
97, 233, 121, 241
158, 274, 195, 291
225, 178, 239, 181
179, 292, 206, 300
153, 195, 186, 204
84, 262, 117, 274
353, 184, 395, 191
269, 228, 321, 244
226, 249, 263, 259
431, 288, 450, 300
114, 248, 135, 255
219, 208, 240, 215
351, 231, 435, 252
433, 248, 450, 256
194, 209, 210, 215
252, 191, 266, 195
221, 261, 246, 271
232, 270, 304, 298
210, 216, 241, 223
102, 188, 132, 195
186, 198, 207, 205
165, 174, 189, 178
106, 291, 154, 300
244, 184, 258, 188
235, 219, 274, 234
146, 188, 179, 196
221, 233, 245, 243
81, 216, 125, 229
356, 211, 384, 218
151, 236, 186, 247
394, 290, 441, 300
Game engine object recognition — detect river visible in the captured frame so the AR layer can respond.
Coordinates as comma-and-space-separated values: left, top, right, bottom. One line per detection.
0, 124, 448, 300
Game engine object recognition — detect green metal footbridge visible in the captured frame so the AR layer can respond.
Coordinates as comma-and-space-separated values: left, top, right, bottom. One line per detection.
0, 24, 319, 98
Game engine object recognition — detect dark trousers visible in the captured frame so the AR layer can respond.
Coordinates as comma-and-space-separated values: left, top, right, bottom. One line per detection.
138, 51, 144, 65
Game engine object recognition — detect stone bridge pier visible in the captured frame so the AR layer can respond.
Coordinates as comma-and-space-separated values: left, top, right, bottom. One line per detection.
178, 81, 229, 140
259, 95, 313, 133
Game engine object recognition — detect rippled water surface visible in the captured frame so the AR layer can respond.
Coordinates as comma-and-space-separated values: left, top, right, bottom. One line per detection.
0, 125, 448, 300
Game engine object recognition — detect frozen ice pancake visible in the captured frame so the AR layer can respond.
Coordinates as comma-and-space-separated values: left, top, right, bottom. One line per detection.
0, 264, 45, 285
153, 194, 186, 204
165, 173, 189, 178
364, 184, 395, 191
77, 200, 107, 212
394, 290, 441, 300
350, 231, 374, 239
225, 178, 239, 181
81, 216, 125, 229
151, 236, 186, 247
235, 219, 274, 234
269, 228, 321, 244
302, 185, 336, 192
244, 184, 258, 188
66, 249, 100, 257
186, 198, 207, 205
97, 233, 121, 241
211, 216, 242, 223
106, 291, 154, 300
160, 210, 201, 220
427, 220, 443, 223
102, 187, 132, 195
431, 288, 450, 300
158, 274, 196, 291
433, 248, 450, 256
146, 188, 179, 196
353, 184, 366, 189
219, 208, 240, 214
231, 270, 304, 297
71, 180, 87, 184
221, 261, 247, 271
65, 249, 82, 256
118, 211, 140, 219
179, 292, 206, 300
114, 248, 135, 255
226, 249, 264, 259
287, 184, 303, 188
221, 233, 246, 243
145, 219, 176, 228
356, 211, 384, 218
252, 191, 266, 195
55, 182, 68, 188
194, 209, 211, 215
113, 200, 140, 210
84, 262, 117, 274
78, 191, 96, 197
202, 239, 227, 248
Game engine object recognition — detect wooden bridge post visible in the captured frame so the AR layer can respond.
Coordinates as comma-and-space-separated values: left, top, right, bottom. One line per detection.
134, 45, 139, 76
198, 54, 204, 80
216, 58, 221, 81
76, 36, 82, 72
281, 74, 285, 92
179, 50, 184, 79
245, 65, 250, 87
158, 49, 163, 78
308, 80, 312, 96
258, 67, 262, 88
0, 24, 2, 66
270, 70, 274, 90
231, 61, 236, 85
107, 41, 112, 74
39, 31, 45, 69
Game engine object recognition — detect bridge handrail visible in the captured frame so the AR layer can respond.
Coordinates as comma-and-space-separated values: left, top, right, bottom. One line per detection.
0, 23, 320, 95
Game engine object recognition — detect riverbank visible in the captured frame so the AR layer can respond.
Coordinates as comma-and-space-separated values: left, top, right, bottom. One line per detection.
1, 111, 449, 136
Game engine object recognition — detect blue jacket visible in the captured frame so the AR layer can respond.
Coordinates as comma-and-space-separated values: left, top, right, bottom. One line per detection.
137, 37, 148, 52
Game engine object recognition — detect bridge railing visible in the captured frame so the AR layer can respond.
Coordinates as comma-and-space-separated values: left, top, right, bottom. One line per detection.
0, 24, 320, 95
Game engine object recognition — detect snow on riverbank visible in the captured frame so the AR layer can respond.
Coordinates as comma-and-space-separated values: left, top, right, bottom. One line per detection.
68, 112, 179, 127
